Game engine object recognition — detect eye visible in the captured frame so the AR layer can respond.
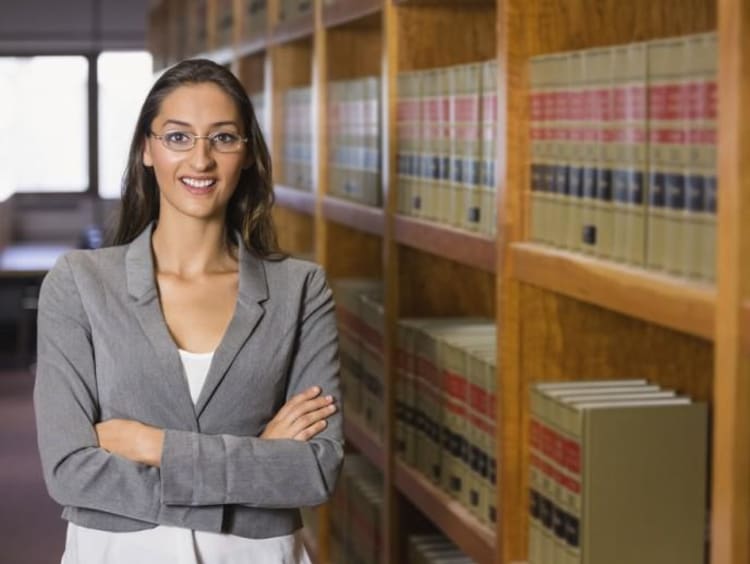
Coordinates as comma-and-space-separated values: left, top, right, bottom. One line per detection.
212, 132, 240, 146
164, 131, 193, 146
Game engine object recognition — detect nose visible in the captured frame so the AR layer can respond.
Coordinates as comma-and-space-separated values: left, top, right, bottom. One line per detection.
189, 137, 216, 170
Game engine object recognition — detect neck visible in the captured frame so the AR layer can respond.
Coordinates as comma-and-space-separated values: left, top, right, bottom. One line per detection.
151, 215, 235, 278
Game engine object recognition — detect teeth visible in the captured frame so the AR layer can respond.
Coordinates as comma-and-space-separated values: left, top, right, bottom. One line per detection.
182, 177, 216, 188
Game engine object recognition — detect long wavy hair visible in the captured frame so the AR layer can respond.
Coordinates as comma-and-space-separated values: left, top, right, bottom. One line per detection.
112, 58, 282, 259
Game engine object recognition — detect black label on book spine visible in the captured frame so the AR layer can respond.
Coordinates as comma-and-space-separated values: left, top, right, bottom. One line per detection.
706, 177, 717, 213
613, 169, 629, 204
666, 176, 686, 210
686, 176, 706, 212
649, 173, 666, 207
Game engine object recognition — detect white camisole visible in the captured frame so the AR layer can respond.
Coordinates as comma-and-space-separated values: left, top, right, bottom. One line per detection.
61, 349, 311, 564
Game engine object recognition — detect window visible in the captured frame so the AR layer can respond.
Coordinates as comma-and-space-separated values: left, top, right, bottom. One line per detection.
0, 56, 89, 197
98, 51, 154, 199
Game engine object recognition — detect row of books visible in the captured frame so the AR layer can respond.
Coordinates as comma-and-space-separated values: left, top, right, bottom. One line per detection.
396, 318, 497, 526
331, 279, 386, 441
328, 77, 382, 207
529, 379, 708, 564
245, 0, 268, 43
396, 60, 498, 236
300, 506, 318, 550
530, 32, 717, 281
283, 86, 314, 191
408, 533, 477, 564
330, 454, 383, 564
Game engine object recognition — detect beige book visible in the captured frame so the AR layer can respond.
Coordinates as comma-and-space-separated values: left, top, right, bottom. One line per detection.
360, 293, 385, 440
397, 73, 420, 215
435, 68, 454, 225
564, 398, 707, 564
454, 63, 482, 230
477, 59, 498, 235
420, 69, 441, 221
579, 50, 608, 254
591, 48, 616, 259
364, 76, 382, 207
529, 56, 549, 244
683, 33, 717, 281
551, 390, 678, 564
564, 50, 586, 252
611, 42, 648, 265
546, 54, 570, 247
647, 37, 685, 272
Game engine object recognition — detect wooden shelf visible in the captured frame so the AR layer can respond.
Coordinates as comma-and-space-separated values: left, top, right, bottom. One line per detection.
273, 184, 316, 216
343, 416, 386, 471
394, 215, 496, 272
323, 0, 383, 28
237, 35, 268, 58
394, 460, 496, 564
511, 242, 716, 341
322, 196, 384, 236
271, 15, 315, 46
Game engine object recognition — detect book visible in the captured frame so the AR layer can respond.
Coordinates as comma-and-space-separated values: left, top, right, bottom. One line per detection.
647, 37, 685, 272
546, 53, 570, 248
683, 32, 717, 281
529, 55, 550, 244
453, 63, 482, 230
592, 47, 615, 259
476, 59, 498, 235
611, 42, 648, 265
565, 50, 585, 252
561, 398, 707, 564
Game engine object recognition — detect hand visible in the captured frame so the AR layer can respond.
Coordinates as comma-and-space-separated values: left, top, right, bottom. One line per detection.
261, 386, 337, 441
95, 419, 165, 467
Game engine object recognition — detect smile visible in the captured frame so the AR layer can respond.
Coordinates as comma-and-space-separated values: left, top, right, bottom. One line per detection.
181, 177, 217, 189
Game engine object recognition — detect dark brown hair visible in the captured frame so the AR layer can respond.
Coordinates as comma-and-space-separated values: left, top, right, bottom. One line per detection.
113, 58, 282, 258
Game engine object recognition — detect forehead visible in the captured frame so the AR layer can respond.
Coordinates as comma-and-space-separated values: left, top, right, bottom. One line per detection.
155, 82, 241, 126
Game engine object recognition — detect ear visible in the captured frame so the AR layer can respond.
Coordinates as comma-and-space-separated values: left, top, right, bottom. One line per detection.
143, 137, 154, 167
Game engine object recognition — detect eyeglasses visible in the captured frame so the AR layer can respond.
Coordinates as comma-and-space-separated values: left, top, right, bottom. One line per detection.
150, 131, 248, 153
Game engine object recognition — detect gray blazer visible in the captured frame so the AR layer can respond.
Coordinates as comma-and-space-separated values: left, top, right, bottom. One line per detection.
33, 223, 344, 538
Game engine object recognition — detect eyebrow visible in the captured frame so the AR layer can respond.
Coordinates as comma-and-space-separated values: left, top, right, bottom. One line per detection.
162, 119, 240, 129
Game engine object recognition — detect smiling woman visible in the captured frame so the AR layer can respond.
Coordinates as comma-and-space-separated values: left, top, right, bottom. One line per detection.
33, 59, 343, 564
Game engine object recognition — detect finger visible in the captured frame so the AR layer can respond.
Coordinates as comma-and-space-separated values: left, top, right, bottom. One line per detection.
276, 387, 321, 419
287, 402, 336, 437
293, 419, 327, 441
284, 395, 334, 422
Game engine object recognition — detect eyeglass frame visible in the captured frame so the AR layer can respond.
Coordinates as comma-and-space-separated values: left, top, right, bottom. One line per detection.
148, 130, 249, 153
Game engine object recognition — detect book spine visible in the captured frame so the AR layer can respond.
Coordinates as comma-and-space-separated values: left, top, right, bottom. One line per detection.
580, 50, 600, 254
529, 388, 547, 563
593, 48, 615, 259
546, 54, 567, 248
487, 357, 497, 526
423, 70, 440, 221
436, 69, 453, 225
404, 323, 418, 465
457, 64, 482, 230
412, 71, 425, 218
685, 33, 718, 281
479, 59, 498, 235
395, 323, 408, 459
530, 56, 547, 244
565, 51, 585, 252
560, 403, 583, 564
397, 74, 411, 214
441, 341, 461, 497
647, 38, 684, 272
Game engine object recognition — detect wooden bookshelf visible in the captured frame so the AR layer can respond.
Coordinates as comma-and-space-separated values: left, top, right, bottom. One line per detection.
511, 242, 716, 341
274, 184, 316, 215
323, 0, 383, 28
343, 415, 386, 470
394, 215, 496, 273
394, 460, 496, 564
322, 196, 384, 236
147, 0, 750, 562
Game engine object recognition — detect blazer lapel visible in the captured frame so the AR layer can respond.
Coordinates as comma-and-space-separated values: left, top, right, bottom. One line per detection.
125, 223, 199, 429
194, 238, 269, 417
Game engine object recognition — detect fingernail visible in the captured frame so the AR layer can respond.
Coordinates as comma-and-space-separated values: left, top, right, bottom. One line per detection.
312, 386, 320, 393
326, 395, 333, 401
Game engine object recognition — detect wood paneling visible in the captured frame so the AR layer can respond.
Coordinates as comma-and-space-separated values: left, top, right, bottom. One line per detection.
272, 205, 314, 256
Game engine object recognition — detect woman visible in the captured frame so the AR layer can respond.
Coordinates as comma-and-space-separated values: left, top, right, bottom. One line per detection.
33, 59, 343, 563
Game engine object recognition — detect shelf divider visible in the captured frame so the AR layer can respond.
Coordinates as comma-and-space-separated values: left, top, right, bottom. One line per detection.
323, 0, 383, 28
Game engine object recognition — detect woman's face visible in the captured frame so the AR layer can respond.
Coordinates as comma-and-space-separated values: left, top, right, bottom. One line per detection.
143, 82, 249, 223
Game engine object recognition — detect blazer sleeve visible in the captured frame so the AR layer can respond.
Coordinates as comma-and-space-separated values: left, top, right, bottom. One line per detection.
33, 255, 203, 526
159, 265, 345, 509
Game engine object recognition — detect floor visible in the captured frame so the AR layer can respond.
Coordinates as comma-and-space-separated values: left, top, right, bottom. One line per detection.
0, 370, 66, 563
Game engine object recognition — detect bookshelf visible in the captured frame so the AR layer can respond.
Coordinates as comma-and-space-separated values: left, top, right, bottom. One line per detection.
147, 0, 750, 563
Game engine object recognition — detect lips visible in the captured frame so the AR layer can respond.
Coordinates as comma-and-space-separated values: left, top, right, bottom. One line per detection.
180, 176, 217, 194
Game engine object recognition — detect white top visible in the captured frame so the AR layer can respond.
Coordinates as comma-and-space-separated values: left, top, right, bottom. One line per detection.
62, 349, 311, 564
